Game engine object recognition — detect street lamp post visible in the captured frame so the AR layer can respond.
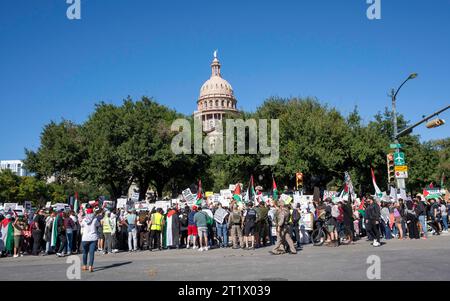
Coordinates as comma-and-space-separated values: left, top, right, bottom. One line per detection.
390, 73, 418, 190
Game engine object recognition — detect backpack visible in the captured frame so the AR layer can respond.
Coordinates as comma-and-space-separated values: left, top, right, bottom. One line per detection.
230, 211, 241, 224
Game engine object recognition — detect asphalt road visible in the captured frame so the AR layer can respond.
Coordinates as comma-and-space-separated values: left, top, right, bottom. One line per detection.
1, 234, 450, 281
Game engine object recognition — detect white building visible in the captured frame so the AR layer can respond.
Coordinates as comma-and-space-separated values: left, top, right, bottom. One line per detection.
194, 51, 239, 132
0, 160, 29, 176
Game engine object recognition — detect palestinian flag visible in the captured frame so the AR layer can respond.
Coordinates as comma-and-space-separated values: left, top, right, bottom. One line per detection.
371, 168, 383, 198
51, 214, 59, 248
164, 209, 179, 248
232, 183, 242, 203
244, 175, 256, 204
272, 178, 278, 201
195, 180, 203, 206
0, 218, 14, 253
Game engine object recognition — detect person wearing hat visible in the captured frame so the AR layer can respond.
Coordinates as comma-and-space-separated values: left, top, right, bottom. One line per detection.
270, 201, 297, 255
186, 206, 198, 249
228, 204, 244, 249
81, 205, 100, 272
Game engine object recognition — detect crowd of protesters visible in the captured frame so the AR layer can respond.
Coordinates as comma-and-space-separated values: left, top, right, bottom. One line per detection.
1, 191, 449, 271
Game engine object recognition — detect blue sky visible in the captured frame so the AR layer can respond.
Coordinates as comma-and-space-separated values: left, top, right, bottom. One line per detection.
0, 0, 449, 159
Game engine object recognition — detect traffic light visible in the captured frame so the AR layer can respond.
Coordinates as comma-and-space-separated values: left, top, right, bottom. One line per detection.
387, 153, 395, 184
426, 118, 445, 129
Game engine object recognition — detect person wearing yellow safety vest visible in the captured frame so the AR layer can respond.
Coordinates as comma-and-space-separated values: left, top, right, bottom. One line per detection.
148, 208, 165, 251
101, 211, 113, 254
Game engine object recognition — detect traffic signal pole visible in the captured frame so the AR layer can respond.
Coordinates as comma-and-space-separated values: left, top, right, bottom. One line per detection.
396, 105, 450, 139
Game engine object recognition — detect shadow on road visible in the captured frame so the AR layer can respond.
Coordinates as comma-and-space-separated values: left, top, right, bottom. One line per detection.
94, 261, 132, 272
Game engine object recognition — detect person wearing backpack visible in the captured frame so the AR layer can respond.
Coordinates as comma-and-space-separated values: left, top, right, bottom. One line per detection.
228, 205, 244, 249
291, 203, 302, 249
194, 207, 209, 252
179, 206, 189, 248
243, 202, 258, 250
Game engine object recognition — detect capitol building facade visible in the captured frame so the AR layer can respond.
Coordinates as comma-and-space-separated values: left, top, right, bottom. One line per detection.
193, 52, 239, 133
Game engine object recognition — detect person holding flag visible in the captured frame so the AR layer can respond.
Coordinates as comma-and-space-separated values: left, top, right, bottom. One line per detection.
1, 213, 14, 257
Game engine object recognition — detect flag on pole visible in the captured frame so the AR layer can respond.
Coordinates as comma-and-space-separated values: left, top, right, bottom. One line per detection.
371, 168, 383, 198
244, 175, 256, 204
74, 192, 79, 213
233, 183, 242, 203
195, 180, 203, 206
0, 217, 14, 253
272, 178, 279, 201
50, 214, 59, 248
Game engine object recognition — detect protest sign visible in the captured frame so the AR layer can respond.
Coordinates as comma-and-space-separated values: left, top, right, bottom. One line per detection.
155, 201, 170, 213
182, 188, 196, 205
116, 198, 127, 209
213, 207, 228, 224
220, 189, 232, 199
220, 197, 230, 208
131, 192, 140, 202
228, 184, 236, 191
45, 202, 51, 208
4, 203, 18, 212
205, 191, 214, 198
24, 201, 32, 211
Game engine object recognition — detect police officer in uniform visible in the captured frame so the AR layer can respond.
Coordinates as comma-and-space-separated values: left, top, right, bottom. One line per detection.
270, 201, 297, 255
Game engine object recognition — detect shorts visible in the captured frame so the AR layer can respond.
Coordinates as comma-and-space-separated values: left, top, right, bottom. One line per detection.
14, 236, 23, 248
326, 224, 336, 232
197, 227, 208, 236
187, 225, 198, 236
244, 223, 256, 236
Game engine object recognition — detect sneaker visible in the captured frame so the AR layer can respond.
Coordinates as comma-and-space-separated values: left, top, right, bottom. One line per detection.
193, 245, 198, 250
198, 247, 203, 252
204, 246, 209, 251
13, 255, 19, 258
373, 241, 381, 247
102, 252, 107, 255
186, 245, 190, 249
20, 254, 24, 257
112, 249, 119, 253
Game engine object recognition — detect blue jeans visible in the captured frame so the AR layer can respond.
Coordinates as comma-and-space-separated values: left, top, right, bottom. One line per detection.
443, 215, 448, 231
82, 241, 97, 267
384, 221, 392, 240
419, 215, 427, 237
66, 232, 73, 254
216, 222, 228, 247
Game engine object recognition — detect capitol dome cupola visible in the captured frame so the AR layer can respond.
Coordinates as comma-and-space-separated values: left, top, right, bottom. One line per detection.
194, 50, 239, 132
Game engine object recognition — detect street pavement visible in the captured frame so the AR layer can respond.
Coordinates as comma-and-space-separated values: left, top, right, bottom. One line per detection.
1, 234, 450, 281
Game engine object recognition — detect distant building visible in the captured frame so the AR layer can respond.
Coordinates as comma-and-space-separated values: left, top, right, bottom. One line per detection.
0, 160, 29, 177
194, 51, 239, 132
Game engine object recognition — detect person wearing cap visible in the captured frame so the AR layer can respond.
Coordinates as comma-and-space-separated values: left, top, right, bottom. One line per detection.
270, 201, 297, 255
186, 206, 198, 249
228, 205, 244, 249
81, 206, 100, 272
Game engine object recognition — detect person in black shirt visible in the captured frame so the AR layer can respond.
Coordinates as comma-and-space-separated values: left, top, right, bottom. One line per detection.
243, 203, 257, 250
365, 198, 381, 247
